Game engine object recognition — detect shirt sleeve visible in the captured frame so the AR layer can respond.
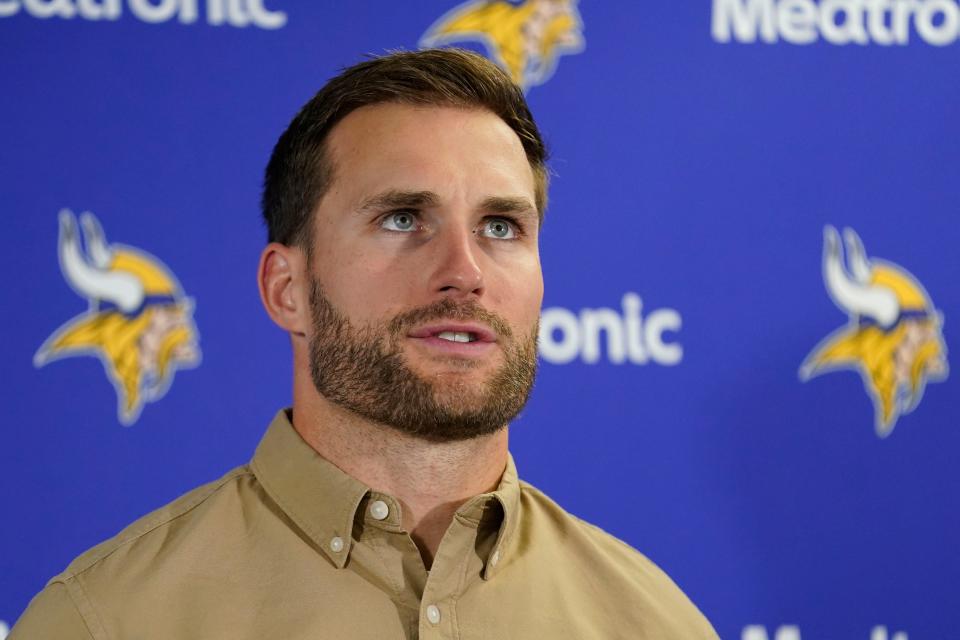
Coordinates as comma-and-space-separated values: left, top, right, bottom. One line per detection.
9, 582, 95, 640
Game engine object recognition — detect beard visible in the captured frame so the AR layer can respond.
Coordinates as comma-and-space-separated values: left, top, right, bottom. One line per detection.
308, 280, 538, 442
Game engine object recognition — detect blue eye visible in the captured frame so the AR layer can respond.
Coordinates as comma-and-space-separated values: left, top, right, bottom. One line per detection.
482, 218, 516, 239
381, 211, 417, 232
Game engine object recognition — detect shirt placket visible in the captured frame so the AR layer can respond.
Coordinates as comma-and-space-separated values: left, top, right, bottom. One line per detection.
417, 514, 488, 640
354, 493, 429, 638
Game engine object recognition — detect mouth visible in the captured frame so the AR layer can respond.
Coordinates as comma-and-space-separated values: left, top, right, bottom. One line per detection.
435, 330, 479, 343
407, 322, 498, 357
408, 322, 497, 342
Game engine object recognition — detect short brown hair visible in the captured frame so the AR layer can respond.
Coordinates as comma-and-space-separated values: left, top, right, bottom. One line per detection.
261, 48, 549, 250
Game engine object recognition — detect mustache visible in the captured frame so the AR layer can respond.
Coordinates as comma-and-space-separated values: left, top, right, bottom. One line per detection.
387, 298, 513, 340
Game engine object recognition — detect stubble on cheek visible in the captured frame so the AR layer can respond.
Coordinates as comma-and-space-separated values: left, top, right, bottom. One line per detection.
307, 280, 539, 442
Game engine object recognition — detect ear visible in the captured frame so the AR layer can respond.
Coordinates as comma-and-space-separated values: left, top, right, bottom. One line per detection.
258, 242, 309, 336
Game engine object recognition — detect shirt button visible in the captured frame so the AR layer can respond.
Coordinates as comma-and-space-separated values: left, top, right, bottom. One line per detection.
329, 536, 344, 553
490, 549, 501, 567
426, 604, 441, 625
369, 499, 389, 521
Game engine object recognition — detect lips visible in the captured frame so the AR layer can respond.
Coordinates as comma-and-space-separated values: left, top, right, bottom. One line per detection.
407, 321, 499, 357
407, 322, 497, 343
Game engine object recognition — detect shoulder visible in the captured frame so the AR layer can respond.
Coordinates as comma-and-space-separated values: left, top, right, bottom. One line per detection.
517, 479, 660, 570
54, 465, 256, 584
516, 480, 718, 639
13, 466, 262, 638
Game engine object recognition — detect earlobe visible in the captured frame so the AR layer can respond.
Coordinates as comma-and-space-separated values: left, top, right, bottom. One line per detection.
258, 243, 308, 335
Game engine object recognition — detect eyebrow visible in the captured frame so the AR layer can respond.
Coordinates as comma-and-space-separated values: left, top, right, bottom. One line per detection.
356, 190, 538, 222
357, 190, 439, 212
479, 196, 538, 222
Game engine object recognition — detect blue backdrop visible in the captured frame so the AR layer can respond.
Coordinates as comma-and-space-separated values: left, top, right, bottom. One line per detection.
3, 2, 958, 638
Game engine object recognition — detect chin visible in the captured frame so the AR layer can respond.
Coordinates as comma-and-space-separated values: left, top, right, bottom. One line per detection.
426, 375, 492, 404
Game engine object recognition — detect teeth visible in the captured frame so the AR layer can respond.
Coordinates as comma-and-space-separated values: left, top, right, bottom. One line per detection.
437, 331, 476, 343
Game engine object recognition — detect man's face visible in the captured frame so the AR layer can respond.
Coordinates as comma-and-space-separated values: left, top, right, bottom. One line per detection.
304, 103, 544, 441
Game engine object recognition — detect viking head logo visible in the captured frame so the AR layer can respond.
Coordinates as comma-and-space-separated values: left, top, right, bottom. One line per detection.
420, 0, 585, 91
800, 226, 948, 437
34, 210, 201, 426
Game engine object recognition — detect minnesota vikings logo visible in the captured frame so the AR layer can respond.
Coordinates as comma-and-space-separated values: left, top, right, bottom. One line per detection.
420, 0, 585, 90
34, 210, 201, 426
800, 226, 948, 437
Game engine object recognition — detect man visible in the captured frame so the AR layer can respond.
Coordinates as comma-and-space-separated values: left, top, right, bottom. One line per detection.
12, 49, 717, 639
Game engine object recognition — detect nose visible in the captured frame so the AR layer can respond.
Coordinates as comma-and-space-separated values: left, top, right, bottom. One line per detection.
427, 224, 484, 299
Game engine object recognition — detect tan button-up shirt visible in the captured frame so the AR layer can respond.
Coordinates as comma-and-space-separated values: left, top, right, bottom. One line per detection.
12, 410, 718, 639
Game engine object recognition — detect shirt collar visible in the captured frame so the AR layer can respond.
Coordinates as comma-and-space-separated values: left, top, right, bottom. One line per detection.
250, 409, 368, 569
457, 454, 521, 580
249, 408, 522, 576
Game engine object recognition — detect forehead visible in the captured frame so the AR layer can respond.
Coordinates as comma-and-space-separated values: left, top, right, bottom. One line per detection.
321, 102, 535, 207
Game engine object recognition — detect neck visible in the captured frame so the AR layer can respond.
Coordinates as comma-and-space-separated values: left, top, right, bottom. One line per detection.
291, 382, 508, 569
